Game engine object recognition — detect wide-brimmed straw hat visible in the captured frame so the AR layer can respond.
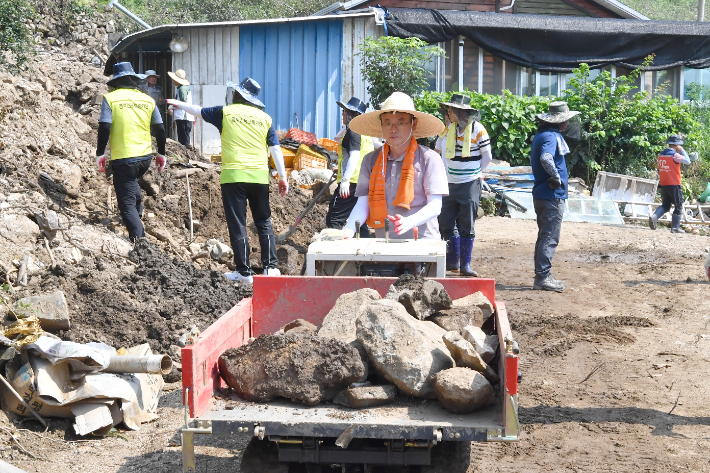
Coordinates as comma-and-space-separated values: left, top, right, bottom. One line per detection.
537, 101, 580, 124
167, 69, 190, 86
349, 92, 444, 139
144, 70, 159, 78
107, 62, 146, 87
440, 93, 478, 112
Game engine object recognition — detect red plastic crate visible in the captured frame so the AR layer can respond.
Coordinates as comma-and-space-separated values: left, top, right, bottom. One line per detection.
285, 128, 318, 146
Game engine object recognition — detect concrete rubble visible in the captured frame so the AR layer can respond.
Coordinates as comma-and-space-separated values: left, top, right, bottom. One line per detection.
333, 384, 397, 408
453, 292, 495, 321
462, 325, 499, 364
442, 331, 499, 384
385, 275, 452, 320
281, 318, 317, 334
13, 290, 70, 331
218, 334, 365, 405
356, 299, 454, 399
431, 368, 495, 414
428, 305, 484, 333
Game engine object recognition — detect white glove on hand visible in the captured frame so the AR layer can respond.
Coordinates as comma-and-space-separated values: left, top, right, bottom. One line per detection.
388, 214, 415, 236
96, 154, 107, 172
339, 181, 350, 198
155, 154, 167, 172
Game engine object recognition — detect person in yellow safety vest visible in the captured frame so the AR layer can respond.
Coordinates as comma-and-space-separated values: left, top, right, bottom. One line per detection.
167, 78, 288, 284
326, 97, 376, 236
96, 62, 167, 242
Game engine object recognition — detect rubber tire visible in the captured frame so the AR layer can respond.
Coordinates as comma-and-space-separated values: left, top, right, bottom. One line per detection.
240, 438, 290, 473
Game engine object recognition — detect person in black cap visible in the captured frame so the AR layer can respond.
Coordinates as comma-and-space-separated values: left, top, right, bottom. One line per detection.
167, 78, 288, 284
649, 135, 693, 233
530, 101, 580, 292
326, 97, 375, 235
96, 62, 167, 242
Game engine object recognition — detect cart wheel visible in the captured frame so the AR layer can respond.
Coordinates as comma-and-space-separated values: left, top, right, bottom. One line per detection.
418, 441, 472, 473
240, 438, 289, 473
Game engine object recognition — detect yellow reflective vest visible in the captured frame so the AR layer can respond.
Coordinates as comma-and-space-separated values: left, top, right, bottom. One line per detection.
337, 131, 375, 184
103, 88, 155, 161
221, 104, 272, 185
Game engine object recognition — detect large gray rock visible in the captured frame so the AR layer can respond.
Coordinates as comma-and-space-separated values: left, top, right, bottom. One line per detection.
14, 291, 70, 331
431, 368, 494, 414
385, 275, 452, 320
442, 331, 499, 384
332, 384, 397, 409
462, 325, 498, 364
281, 318, 317, 335
356, 299, 454, 399
218, 334, 365, 406
452, 292, 494, 321
428, 306, 484, 333
276, 245, 300, 275
318, 288, 381, 382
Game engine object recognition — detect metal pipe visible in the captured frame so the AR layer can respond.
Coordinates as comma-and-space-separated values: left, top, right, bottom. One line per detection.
138, 41, 143, 73
106, 354, 172, 375
108, 0, 152, 30
384, 218, 390, 243
355, 220, 360, 240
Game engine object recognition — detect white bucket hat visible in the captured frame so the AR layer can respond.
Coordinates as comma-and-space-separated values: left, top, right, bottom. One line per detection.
349, 92, 444, 139
167, 69, 190, 86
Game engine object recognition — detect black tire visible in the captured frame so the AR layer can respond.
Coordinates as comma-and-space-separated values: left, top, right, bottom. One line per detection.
240, 438, 290, 473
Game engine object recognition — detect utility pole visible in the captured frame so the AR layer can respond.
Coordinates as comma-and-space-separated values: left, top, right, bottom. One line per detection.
699, 0, 706, 21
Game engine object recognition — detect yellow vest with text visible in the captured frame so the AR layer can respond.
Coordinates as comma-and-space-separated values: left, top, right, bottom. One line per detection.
337, 132, 375, 184
221, 104, 272, 185
104, 89, 155, 161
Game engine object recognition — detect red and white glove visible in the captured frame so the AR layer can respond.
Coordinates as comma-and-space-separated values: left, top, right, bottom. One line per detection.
387, 214, 415, 236
96, 154, 107, 172
339, 181, 351, 198
278, 179, 288, 196
155, 154, 166, 172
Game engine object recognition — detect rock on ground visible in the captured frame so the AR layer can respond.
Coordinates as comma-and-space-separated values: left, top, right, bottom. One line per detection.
15, 291, 70, 331
442, 331, 499, 384
218, 334, 365, 406
452, 292, 494, 321
332, 384, 397, 408
276, 245, 300, 275
356, 299, 454, 399
281, 318, 317, 335
462, 325, 498, 363
318, 288, 381, 382
385, 275, 452, 320
428, 306, 484, 333
431, 367, 494, 414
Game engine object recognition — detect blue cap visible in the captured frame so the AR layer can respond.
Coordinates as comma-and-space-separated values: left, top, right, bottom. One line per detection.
667, 134, 684, 146
226, 77, 265, 109
337, 96, 367, 115
107, 62, 146, 86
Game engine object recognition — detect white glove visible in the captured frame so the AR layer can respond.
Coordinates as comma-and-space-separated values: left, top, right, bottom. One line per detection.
339, 181, 351, 198
690, 151, 699, 163
96, 154, 107, 172
388, 214, 416, 235
155, 154, 166, 172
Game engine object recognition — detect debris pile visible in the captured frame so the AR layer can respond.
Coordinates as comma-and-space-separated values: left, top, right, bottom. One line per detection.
219, 275, 500, 414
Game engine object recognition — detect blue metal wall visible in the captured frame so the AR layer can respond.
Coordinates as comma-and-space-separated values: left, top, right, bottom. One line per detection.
239, 19, 344, 139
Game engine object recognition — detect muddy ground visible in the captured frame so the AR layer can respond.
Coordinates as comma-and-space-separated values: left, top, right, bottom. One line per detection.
3, 216, 710, 472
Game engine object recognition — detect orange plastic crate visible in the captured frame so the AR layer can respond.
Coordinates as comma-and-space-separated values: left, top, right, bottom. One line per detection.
318, 138, 340, 153
271, 146, 296, 169
294, 145, 328, 170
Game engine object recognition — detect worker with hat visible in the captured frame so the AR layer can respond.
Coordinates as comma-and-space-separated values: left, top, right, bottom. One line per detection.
326, 97, 376, 236
167, 78, 288, 284
139, 70, 164, 119
96, 62, 167, 242
436, 94, 492, 277
530, 101, 580, 292
649, 135, 693, 233
167, 69, 194, 148
342, 92, 448, 240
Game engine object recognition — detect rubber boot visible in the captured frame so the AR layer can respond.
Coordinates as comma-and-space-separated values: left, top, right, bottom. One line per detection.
671, 214, 686, 233
649, 206, 665, 230
446, 236, 460, 271
459, 237, 478, 277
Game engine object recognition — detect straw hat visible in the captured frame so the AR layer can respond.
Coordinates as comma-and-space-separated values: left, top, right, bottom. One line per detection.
349, 92, 444, 139
537, 101, 580, 124
167, 69, 190, 86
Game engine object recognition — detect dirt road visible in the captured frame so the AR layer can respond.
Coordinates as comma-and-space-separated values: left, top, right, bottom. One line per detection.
6, 217, 710, 473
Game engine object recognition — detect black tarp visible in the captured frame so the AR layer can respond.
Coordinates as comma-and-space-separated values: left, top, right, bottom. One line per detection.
382, 8, 710, 72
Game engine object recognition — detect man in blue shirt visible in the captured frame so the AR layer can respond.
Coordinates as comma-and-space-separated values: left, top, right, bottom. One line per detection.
530, 101, 579, 293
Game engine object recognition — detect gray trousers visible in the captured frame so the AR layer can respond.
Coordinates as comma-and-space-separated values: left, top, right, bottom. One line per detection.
534, 198, 564, 279
440, 179, 481, 239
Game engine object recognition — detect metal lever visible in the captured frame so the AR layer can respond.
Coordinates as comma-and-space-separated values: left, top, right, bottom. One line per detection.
355, 220, 360, 240
384, 219, 390, 243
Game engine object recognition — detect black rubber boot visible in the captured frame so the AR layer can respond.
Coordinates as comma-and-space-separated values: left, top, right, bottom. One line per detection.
459, 237, 478, 277
671, 214, 686, 233
649, 206, 665, 230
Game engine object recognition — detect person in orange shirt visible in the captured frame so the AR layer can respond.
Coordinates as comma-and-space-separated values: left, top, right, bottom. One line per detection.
649, 135, 692, 233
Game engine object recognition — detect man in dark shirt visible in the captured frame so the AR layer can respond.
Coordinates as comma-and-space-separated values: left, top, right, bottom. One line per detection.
529, 101, 579, 293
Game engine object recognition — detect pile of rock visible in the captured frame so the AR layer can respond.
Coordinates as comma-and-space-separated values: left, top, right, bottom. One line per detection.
218, 275, 500, 414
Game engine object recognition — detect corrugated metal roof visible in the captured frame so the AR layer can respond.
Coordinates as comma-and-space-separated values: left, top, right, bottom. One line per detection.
111, 11, 375, 54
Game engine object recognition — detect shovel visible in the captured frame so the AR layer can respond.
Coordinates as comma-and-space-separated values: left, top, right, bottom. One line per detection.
276, 173, 337, 244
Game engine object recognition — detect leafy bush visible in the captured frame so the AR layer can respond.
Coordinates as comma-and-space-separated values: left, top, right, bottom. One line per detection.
415, 90, 551, 165
0, 0, 36, 73
358, 36, 445, 109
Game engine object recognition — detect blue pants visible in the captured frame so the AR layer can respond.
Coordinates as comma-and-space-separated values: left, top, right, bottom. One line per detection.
439, 179, 481, 239
534, 198, 564, 279
112, 158, 151, 242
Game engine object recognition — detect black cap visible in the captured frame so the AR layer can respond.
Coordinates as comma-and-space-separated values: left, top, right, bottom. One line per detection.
667, 134, 684, 146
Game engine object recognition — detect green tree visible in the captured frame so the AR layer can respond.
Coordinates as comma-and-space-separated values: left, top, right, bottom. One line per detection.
357, 36, 445, 108
0, 0, 36, 73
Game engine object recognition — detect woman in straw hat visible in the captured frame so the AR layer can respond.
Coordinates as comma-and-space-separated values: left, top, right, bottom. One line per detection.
342, 92, 448, 240
167, 69, 194, 148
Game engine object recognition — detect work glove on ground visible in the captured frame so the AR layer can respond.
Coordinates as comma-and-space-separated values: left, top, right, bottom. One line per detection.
339, 181, 350, 198
388, 214, 415, 236
279, 179, 288, 196
96, 154, 107, 173
155, 154, 167, 172
547, 175, 562, 190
